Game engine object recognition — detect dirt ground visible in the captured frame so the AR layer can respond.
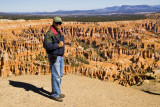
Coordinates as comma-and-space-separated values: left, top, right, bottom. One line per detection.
0, 74, 160, 107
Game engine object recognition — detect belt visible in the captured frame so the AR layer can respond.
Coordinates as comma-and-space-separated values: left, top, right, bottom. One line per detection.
57, 55, 63, 57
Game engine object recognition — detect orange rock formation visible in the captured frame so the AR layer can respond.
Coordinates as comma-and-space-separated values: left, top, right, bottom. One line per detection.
0, 19, 160, 87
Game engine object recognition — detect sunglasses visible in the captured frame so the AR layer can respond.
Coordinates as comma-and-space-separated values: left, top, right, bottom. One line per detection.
54, 22, 62, 25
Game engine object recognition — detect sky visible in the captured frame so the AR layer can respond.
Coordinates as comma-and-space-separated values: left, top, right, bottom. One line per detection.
0, 0, 160, 12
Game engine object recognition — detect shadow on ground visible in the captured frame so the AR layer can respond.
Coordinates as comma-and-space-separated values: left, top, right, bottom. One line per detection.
9, 80, 51, 98
142, 90, 160, 95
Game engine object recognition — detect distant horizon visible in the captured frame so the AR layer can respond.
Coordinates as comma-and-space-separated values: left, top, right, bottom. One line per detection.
0, 0, 160, 12
2, 4, 160, 13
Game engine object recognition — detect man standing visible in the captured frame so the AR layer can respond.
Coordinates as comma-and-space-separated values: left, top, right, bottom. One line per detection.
43, 17, 65, 102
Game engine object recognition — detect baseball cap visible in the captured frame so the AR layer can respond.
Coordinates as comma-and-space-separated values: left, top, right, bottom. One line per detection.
54, 17, 62, 23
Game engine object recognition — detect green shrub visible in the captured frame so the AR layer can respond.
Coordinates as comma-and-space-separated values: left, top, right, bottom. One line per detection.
76, 56, 89, 64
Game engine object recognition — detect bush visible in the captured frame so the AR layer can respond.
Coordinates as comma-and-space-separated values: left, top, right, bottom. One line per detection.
35, 52, 47, 61
76, 56, 89, 64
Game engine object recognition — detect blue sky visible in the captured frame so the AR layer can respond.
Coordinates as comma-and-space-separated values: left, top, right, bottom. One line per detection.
0, 0, 160, 12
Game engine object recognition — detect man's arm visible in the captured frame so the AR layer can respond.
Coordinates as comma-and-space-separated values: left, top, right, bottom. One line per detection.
43, 32, 59, 50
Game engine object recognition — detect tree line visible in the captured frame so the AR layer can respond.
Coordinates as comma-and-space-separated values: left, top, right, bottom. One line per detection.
0, 14, 146, 22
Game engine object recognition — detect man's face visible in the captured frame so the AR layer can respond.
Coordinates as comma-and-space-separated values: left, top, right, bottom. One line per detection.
53, 22, 62, 30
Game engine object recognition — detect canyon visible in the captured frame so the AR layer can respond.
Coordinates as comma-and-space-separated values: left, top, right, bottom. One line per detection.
0, 18, 160, 87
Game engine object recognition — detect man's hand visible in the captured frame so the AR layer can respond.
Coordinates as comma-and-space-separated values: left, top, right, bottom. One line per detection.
58, 41, 63, 47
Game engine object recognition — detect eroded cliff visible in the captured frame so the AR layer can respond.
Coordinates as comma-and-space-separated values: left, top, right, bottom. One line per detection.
0, 19, 160, 86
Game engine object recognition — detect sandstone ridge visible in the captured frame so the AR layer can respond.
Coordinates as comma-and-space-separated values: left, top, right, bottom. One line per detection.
0, 19, 160, 87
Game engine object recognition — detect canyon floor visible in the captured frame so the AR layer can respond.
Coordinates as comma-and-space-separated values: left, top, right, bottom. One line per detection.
0, 74, 160, 107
